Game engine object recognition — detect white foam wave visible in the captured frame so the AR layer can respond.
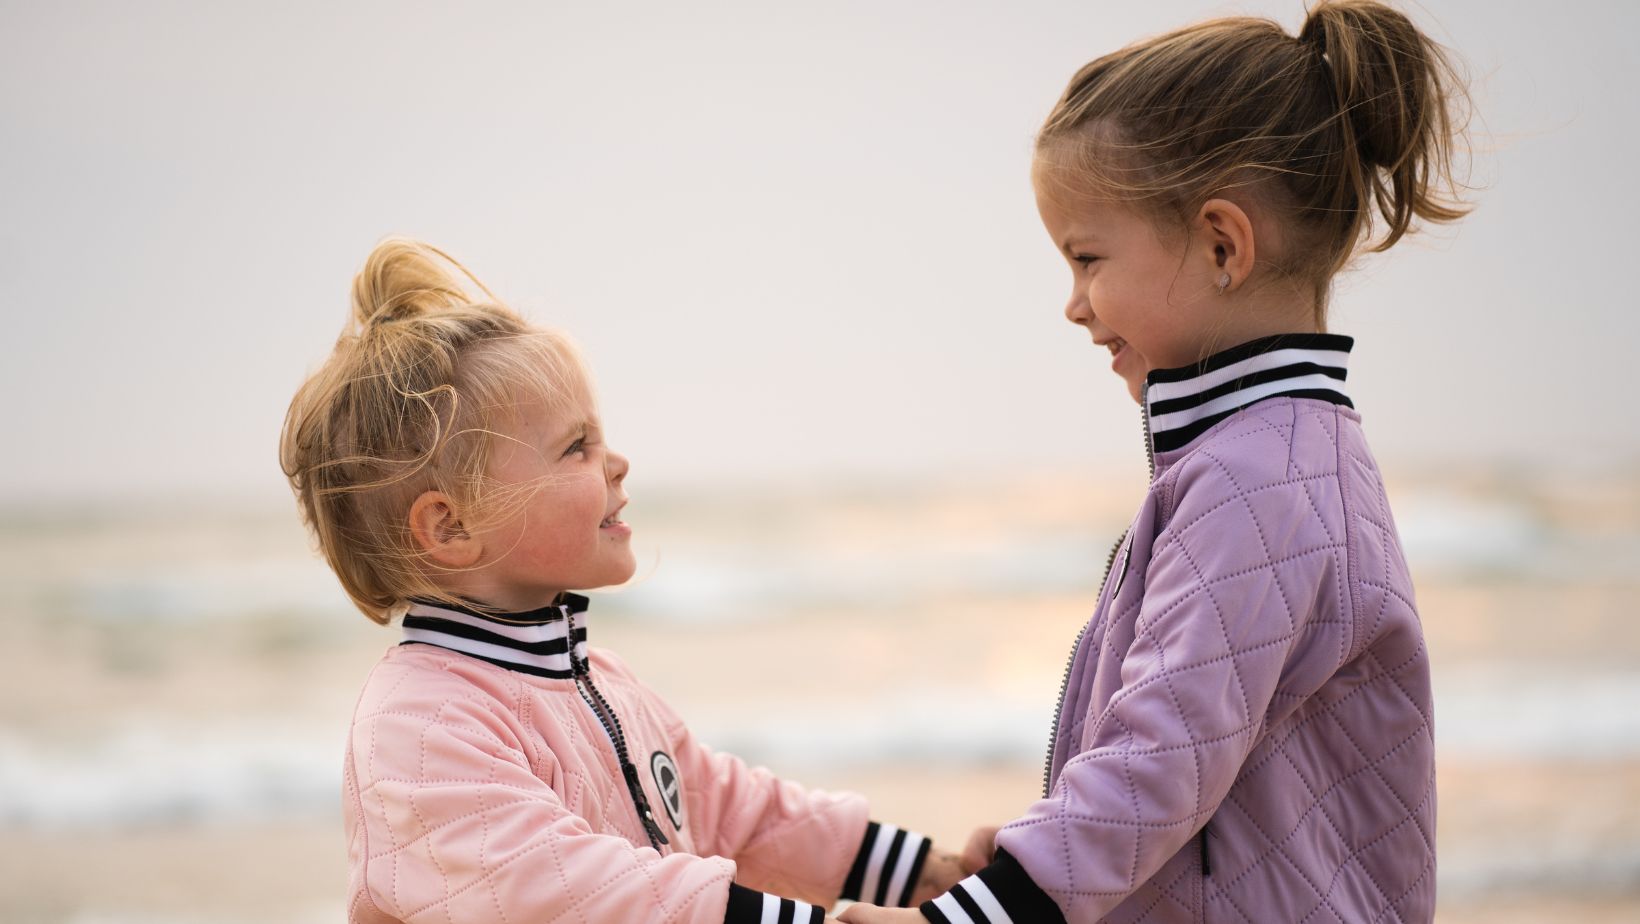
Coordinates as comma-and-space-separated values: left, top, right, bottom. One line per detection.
0, 718, 339, 831
3, 669, 1635, 833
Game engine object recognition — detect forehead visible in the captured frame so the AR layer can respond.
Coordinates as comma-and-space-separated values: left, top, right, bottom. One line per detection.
477, 352, 596, 441
508, 377, 596, 433
1033, 179, 1146, 246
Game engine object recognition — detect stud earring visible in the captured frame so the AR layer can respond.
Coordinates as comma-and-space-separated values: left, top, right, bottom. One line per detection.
1215, 272, 1231, 294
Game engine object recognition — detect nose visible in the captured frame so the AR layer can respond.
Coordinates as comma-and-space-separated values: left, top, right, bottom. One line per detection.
1064, 287, 1091, 326
606, 447, 629, 485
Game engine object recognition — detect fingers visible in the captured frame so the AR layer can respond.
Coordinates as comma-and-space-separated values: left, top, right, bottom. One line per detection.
960, 825, 1002, 874
837, 905, 923, 924
909, 847, 964, 905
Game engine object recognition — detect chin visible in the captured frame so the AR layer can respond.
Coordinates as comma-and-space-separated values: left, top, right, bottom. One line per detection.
606, 559, 639, 587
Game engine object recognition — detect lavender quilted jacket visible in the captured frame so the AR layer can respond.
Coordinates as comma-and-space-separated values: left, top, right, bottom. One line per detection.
925, 334, 1435, 924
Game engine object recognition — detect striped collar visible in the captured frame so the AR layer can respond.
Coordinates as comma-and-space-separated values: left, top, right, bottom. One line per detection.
1144, 332, 1354, 455
400, 593, 590, 679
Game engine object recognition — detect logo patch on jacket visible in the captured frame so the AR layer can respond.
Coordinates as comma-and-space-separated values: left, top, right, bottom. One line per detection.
650, 751, 684, 830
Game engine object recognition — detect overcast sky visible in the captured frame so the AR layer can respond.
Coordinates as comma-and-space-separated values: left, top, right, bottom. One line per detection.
2, 0, 1635, 506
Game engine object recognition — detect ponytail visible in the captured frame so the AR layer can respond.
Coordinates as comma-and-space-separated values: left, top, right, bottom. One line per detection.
1299, 0, 1469, 253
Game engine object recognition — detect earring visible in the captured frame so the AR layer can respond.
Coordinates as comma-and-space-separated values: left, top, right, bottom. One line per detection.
1215, 272, 1231, 294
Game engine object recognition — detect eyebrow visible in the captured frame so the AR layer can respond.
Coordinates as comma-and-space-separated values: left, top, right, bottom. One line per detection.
1059, 231, 1101, 253
556, 419, 593, 446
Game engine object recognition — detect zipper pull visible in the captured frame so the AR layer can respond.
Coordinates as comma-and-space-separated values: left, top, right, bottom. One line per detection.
623, 762, 670, 847
566, 610, 588, 676
1111, 538, 1132, 598
641, 806, 671, 847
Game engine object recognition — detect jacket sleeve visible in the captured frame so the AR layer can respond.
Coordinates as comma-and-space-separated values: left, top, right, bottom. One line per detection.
347, 675, 742, 924
656, 699, 932, 908
924, 455, 1342, 924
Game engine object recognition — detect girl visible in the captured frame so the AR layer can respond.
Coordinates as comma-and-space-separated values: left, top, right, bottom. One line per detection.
843, 2, 1466, 922
280, 239, 962, 923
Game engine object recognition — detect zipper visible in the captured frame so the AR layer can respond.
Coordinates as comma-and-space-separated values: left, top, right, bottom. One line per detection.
1040, 383, 1157, 798
567, 610, 670, 851
1041, 530, 1127, 796
1142, 380, 1157, 482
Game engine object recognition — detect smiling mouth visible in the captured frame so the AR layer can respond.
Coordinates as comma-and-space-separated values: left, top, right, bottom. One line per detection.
600, 502, 626, 528
1101, 337, 1127, 357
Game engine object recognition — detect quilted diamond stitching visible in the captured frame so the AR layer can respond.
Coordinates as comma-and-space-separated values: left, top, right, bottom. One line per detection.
1218, 789, 1343, 923
1367, 801, 1437, 924
1120, 724, 1146, 891
1363, 646, 1434, 734
1300, 717, 1433, 922
1234, 640, 1425, 788
1135, 544, 1347, 638
1205, 875, 1260, 924
1156, 473, 1342, 553
1203, 628, 1430, 916
1276, 747, 1395, 924
1142, 860, 1199, 920
1171, 522, 1261, 726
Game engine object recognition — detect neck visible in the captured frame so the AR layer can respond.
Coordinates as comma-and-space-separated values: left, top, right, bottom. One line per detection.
431, 574, 568, 615
1189, 289, 1321, 366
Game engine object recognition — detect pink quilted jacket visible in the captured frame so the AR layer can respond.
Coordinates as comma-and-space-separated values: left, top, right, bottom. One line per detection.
925, 334, 1436, 924
344, 595, 930, 923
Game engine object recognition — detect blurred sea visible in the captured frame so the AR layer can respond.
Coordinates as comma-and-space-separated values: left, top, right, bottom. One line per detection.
1, 465, 1637, 922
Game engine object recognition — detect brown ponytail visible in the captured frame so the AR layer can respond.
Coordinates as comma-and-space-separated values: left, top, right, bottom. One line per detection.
1036, 0, 1471, 318
1298, 1, 1469, 253
280, 238, 588, 623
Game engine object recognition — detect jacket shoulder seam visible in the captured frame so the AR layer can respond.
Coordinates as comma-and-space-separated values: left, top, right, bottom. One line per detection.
1332, 404, 1367, 662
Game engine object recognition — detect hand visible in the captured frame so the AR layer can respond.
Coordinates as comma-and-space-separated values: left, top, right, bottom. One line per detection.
909, 846, 965, 905
837, 904, 926, 924
960, 825, 1001, 874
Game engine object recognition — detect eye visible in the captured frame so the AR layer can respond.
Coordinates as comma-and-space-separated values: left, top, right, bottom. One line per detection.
1073, 254, 1100, 268
561, 435, 587, 459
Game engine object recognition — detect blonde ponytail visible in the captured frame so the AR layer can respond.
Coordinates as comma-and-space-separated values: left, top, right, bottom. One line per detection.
349, 238, 499, 328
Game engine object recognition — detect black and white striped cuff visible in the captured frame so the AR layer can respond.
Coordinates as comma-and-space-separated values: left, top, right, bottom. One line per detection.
725, 882, 825, 924
918, 848, 1064, 924
841, 821, 933, 908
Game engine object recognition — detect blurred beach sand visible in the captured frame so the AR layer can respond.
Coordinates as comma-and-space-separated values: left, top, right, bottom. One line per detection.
1, 466, 1636, 921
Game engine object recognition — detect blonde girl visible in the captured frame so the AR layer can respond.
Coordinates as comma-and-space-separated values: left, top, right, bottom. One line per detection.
843, 2, 1467, 922
282, 240, 962, 923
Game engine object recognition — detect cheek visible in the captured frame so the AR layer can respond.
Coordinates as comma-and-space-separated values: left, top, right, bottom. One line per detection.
518, 478, 605, 552
562, 472, 611, 536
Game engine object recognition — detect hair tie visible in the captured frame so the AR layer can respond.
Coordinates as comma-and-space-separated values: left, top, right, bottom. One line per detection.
1297, 20, 1331, 65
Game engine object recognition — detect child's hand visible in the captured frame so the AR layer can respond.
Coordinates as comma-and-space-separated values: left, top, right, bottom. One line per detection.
960, 824, 1002, 873
837, 904, 925, 924
909, 845, 965, 904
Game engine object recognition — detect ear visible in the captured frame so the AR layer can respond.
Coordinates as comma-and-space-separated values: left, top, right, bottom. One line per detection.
1194, 198, 1256, 293
408, 490, 482, 569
